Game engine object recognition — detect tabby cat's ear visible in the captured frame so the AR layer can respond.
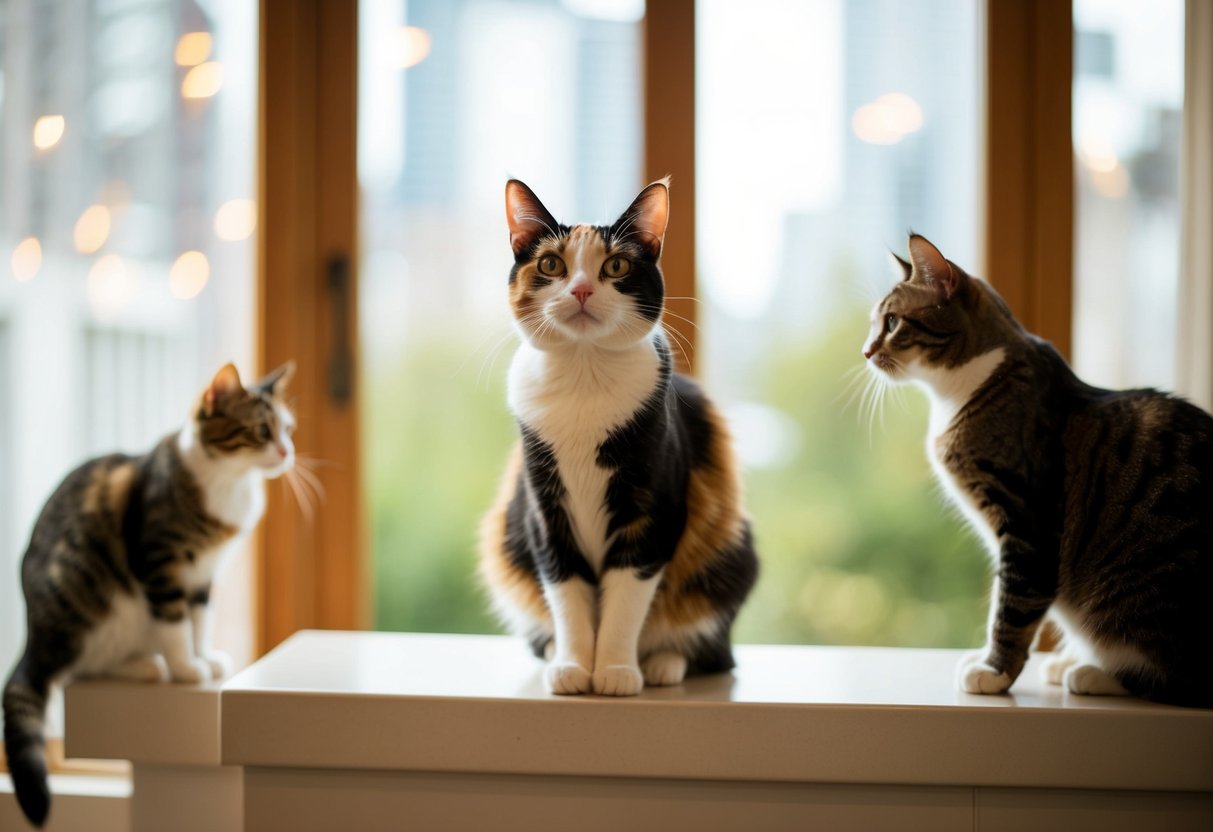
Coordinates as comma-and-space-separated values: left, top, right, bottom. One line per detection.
253, 360, 296, 397
907, 234, 965, 300
613, 177, 670, 259
505, 180, 559, 259
205, 363, 243, 415
889, 250, 913, 281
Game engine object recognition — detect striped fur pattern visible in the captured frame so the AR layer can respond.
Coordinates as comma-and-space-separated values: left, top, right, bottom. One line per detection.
865, 235, 1212, 706
3, 362, 295, 827
480, 179, 758, 696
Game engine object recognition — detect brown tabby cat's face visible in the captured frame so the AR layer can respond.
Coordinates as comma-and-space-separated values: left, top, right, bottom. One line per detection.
863, 235, 1018, 386
196, 362, 296, 475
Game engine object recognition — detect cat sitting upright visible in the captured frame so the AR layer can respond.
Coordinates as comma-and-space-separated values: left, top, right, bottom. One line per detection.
480, 178, 758, 697
3, 361, 295, 827
863, 234, 1212, 707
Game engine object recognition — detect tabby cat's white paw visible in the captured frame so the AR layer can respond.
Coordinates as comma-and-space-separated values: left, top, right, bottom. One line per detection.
108, 655, 167, 683
641, 651, 687, 686
958, 654, 1013, 694
592, 664, 644, 697
545, 661, 592, 695
168, 657, 212, 684
203, 651, 232, 680
1065, 664, 1129, 696
1041, 653, 1077, 686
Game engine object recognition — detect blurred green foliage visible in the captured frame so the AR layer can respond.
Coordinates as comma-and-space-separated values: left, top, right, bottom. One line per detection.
368, 317, 990, 647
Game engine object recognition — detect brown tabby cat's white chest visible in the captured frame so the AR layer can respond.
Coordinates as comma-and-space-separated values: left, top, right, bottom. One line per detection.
921, 348, 1008, 558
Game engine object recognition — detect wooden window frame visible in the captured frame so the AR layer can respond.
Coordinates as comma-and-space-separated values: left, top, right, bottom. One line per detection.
985, 0, 1074, 359
251, 0, 1074, 652
256, 0, 366, 653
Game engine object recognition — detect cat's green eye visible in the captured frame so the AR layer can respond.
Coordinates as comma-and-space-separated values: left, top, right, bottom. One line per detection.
257, 425, 272, 442
537, 255, 566, 277
885, 313, 898, 332
602, 256, 631, 278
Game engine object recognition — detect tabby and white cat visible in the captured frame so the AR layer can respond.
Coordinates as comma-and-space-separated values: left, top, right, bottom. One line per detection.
480, 179, 758, 697
3, 362, 295, 827
865, 235, 1212, 706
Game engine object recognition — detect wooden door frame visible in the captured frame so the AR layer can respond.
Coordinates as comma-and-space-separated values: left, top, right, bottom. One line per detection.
256, 0, 365, 653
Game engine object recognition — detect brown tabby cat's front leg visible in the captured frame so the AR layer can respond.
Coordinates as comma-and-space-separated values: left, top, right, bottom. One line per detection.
960, 536, 1057, 695
188, 584, 230, 679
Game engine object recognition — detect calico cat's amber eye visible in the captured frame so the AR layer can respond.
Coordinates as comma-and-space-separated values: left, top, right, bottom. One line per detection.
537, 255, 566, 277
257, 425, 272, 442
885, 314, 898, 332
602, 256, 631, 278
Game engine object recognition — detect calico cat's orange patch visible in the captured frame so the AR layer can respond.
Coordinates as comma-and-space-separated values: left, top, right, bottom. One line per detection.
479, 444, 548, 623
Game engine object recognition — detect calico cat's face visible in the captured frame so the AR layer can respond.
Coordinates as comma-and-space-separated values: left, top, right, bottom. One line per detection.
195, 362, 296, 476
504, 179, 670, 350
863, 235, 1016, 385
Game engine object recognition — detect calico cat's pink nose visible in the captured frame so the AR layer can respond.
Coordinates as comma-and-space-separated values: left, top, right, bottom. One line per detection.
863, 345, 875, 360
571, 284, 593, 305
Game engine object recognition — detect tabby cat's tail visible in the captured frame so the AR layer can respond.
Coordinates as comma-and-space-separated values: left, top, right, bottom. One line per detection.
3, 652, 51, 828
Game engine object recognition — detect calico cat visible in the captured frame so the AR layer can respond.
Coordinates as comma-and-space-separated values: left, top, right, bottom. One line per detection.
3, 362, 295, 827
864, 234, 1212, 706
480, 178, 758, 697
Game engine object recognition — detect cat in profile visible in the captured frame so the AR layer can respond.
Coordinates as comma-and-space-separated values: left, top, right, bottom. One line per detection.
863, 235, 1211, 706
3, 362, 296, 827
480, 178, 758, 696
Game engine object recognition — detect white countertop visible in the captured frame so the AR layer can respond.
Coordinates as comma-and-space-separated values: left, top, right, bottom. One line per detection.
216, 631, 1213, 791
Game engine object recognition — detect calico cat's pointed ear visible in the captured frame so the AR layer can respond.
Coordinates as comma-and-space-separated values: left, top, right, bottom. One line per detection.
613, 177, 670, 259
253, 360, 295, 397
205, 363, 243, 415
505, 180, 559, 258
907, 234, 965, 300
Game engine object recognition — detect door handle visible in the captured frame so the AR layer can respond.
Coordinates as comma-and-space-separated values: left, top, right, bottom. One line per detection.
327, 251, 353, 405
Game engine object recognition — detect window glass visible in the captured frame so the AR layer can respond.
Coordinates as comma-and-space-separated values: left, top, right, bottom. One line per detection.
359, 0, 643, 632
0, 0, 258, 675
697, 0, 985, 646
1072, 0, 1184, 390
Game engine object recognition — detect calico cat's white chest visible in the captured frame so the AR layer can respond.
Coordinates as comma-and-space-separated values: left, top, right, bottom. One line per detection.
508, 341, 660, 572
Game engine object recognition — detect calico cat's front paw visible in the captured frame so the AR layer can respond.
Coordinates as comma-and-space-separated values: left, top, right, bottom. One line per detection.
592, 664, 644, 696
545, 661, 592, 695
957, 653, 1013, 694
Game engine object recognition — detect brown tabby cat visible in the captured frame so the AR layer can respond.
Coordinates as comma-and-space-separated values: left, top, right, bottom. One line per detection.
863, 234, 1212, 707
3, 362, 295, 827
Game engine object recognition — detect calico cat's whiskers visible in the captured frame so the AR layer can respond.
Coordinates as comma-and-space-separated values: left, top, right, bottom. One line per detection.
474, 324, 525, 391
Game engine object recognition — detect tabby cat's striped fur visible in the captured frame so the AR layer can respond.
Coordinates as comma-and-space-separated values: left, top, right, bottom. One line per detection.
865, 235, 1212, 706
3, 362, 295, 827
480, 179, 758, 697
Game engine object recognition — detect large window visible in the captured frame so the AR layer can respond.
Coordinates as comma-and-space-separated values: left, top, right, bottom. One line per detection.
0, 0, 258, 676
359, 0, 644, 633
696, 0, 985, 646
1072, 0, 1185, 390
